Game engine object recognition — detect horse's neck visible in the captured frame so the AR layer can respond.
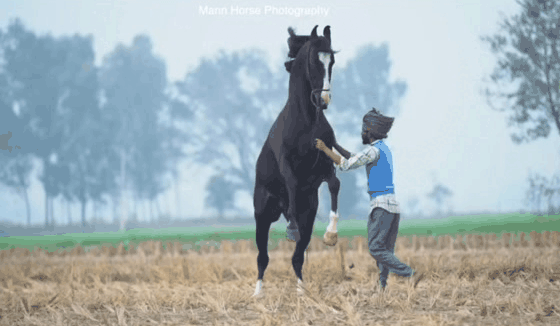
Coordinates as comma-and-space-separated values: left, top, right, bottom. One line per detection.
287, 74, 316, 126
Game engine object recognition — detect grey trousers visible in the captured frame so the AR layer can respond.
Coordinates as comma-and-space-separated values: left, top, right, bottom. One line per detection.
368, 207, 414, 288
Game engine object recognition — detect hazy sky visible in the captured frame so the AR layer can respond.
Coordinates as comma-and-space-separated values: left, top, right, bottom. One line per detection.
0, 0, 558, 224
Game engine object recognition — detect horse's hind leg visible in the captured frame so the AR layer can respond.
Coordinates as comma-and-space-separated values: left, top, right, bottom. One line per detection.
323, 174, 340, 246
253, 186, 281, 297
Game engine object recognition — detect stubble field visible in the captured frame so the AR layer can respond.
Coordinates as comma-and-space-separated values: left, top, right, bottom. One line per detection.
1, 231, 559, 326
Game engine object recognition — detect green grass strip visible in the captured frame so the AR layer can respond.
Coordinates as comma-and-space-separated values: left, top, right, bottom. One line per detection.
1, 213, 558, 252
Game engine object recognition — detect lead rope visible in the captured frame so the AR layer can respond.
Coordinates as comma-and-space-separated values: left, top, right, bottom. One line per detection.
310, 89, 324, 169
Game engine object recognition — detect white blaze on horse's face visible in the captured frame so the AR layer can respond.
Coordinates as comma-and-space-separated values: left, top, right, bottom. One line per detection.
318, 51, 332, 105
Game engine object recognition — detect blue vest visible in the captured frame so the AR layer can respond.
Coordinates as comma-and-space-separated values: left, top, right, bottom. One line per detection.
366, 140, 395, 199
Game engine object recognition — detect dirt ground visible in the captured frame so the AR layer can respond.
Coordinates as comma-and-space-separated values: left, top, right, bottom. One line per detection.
1, 234, 559, 325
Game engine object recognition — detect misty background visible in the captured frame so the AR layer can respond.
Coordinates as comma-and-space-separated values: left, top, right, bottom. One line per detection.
1, 0, 559, 235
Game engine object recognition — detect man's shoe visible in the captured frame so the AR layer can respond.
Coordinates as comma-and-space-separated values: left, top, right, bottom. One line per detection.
376, 279, 387, 293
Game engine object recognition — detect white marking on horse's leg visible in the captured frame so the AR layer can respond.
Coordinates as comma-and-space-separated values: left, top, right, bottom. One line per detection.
297, 278, 305, 296
252, 280, 264, 298
326, 210, 339, 233
323, 210, 339, 246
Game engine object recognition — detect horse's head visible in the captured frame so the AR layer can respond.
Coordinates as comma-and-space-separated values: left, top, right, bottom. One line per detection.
285, 25, 336, 110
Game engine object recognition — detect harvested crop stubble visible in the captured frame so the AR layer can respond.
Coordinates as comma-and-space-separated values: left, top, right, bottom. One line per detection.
0, 231, 559, 325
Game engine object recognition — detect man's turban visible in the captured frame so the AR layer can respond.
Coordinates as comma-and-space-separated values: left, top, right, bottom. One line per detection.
362, 107, 395, 139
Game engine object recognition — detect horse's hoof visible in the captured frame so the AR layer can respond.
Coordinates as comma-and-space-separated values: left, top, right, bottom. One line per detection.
323, 231, 338, 246
252, 291, 265, 299
252, 280, 264, 298
297, 279, 307, 296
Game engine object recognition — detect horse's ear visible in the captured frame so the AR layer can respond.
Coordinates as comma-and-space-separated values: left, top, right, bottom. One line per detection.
323, 26, 331, 43
310, 25, 318, 39
288, 27, 296, 37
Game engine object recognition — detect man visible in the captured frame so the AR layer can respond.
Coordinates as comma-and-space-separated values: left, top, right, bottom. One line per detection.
315, 107, 424, 291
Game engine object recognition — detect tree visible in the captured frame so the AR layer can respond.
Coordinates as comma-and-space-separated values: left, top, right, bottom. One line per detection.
176, 49, 288, 216
0, 33, 35, 225
482, 0, 560, 214
1, 19, 100, 227
526, 171, 560, 214
99, 34, 173, 229
1, 20, 55, 226
427, 183, 453, 217
0, 152, 34, 225
482, 0, 560, 143
205, 174, 237, 222
130, 126, 170, 222
329, 43, 407, 134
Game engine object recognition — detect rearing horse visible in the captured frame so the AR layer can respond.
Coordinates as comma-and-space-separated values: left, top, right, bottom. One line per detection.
252, 25, 350, 297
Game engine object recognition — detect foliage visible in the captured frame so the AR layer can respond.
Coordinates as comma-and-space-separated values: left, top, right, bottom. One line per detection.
0, 21, 185, 226
204, 174, 238, 220
427, 183, 453, 216
526, 171, 560, 214
176, 50, 288, 215
482, 0, 560, 143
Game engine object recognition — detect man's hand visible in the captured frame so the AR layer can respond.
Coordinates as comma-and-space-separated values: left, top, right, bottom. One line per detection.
315, 138, 342, 165
315, 139, 327, 151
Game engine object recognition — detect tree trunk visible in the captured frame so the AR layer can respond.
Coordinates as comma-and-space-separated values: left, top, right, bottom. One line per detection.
23, 187, 31, 226
112, 197, 118, 224
156, 197, 162, 221
166, 193, 171, 218
133, 195, 138, 222
93, 201, 98, 223
50, 197, 55, 226
175, 178, 181, 219
119, 149, 128, 231
217, 206, 225, 223
537, 191, 542, 214
145, 200, 149, 224
67, 199, 72, 225
81, 199, 86, 227
44, 193, 49, 227
150, 200, 154, 223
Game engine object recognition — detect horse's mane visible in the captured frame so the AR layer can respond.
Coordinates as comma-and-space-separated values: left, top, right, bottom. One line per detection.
284, 27, 310, 73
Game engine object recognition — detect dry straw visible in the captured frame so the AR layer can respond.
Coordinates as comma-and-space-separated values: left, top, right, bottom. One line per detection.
1, 230, 559, 325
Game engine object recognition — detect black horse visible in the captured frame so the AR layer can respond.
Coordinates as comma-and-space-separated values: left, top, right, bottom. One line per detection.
252, 25, 351, 297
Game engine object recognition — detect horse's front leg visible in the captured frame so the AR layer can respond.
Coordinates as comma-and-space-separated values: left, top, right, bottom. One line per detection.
333, 142, 352, 160
323, 172, 340, 246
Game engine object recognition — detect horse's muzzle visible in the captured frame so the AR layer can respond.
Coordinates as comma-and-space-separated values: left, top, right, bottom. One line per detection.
321, 91, 331, 107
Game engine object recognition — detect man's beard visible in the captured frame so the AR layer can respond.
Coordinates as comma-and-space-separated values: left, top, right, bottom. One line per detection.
362, 133, 370, 144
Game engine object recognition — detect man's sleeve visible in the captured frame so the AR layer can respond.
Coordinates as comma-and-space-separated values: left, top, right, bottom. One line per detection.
337, 146, 380, 172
